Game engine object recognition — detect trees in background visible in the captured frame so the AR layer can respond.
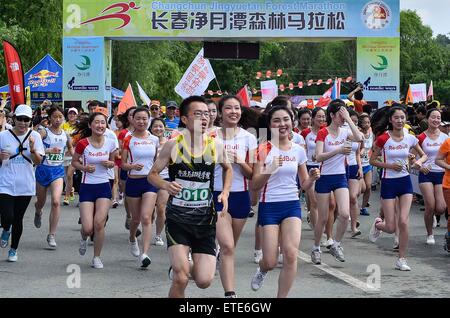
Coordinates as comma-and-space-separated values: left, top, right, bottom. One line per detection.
0, 4, 449, 103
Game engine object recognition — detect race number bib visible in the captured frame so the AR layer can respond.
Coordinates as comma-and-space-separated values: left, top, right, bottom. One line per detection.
172, 178, 211, 208
47, 153, 64, 165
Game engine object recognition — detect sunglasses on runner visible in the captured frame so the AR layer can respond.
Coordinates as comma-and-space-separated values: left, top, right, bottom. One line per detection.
15, 116, 31, 123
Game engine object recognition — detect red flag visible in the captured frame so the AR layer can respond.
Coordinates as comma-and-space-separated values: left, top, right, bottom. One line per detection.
236, 84, 250, 107
2, 41, 25, 111
118, 84, 137, 115
316, 87, 333, 107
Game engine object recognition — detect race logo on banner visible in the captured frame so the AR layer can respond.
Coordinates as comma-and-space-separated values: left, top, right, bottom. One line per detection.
175, 48, 216, 99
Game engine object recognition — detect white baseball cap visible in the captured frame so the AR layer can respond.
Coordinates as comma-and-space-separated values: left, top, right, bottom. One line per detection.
68, 107, 78, 115
14, 104, 33, 118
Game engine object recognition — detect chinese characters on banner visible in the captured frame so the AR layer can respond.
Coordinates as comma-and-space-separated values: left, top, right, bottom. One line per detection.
409, 84, 427, 103
152, 11, 345, 32
175, 48, 216, 99
2, 41, 25, 110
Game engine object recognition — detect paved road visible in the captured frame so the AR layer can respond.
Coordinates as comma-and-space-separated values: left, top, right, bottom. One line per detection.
0, 189, 448, 298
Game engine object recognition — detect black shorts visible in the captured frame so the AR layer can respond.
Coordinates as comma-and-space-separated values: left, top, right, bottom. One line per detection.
165, 219, 216, 256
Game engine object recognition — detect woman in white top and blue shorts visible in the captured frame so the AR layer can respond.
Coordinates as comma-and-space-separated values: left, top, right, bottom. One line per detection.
121, 108, 160, 268
250, 105, 320, 298
71, 112, 118, 269
416, 109, 447, 245
311, 100, 362, 265
34, 105, 73, 248
369, 106, 427, 271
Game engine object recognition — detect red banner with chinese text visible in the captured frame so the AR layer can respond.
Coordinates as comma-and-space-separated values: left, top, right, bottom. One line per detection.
2, 41, 25, 111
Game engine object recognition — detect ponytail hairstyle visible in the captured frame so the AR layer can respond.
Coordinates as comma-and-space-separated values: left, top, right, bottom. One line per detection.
371, 106, 406, 137
73, 112, 108, 139
326, 99, 345, 125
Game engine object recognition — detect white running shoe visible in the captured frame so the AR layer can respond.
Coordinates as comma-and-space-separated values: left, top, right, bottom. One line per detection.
395, 258, 411, 271
426, 235, 435, 245
311, 249, 321, 265
129, 240, 140, 257
330, 244, 345, 262
47, 234, 57, 248
278, 253, 283, 265
251, 267, 268, 291
92, 257, 104, 269
253, 249, 263, 264
325, 239, 334, 249
368, 217, 383, 243
139, 253, 151, 268
432, 215, 437, 228
79, 239, 87, 256
188, 252, 192, 262
153, 235, 164, 246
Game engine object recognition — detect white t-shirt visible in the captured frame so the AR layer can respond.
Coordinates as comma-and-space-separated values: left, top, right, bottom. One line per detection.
123, 133, 159, 176
0, 129, 45, 196
291, 132, 306, 147
346, 141, 361, 166
418, 132, 448, 172
361, 132, 374, 167
301, 128, 319, 167
214, 128, 258, 192
42, 128, 68, 167
75, 137, 117, 184
375, 131, 418, 179
316, 127, 350, 175
258, 141, 307, 203
104, 128, 119, 180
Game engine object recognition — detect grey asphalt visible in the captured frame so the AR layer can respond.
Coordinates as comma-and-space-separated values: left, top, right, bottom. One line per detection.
0, 189, 448, 298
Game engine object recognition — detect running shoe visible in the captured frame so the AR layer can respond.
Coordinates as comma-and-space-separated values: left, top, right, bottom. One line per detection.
325, 239, 334, 249
393, 237, 399, 251
92, 257, 104, 269
1, 228, 11, 248
168, 266, 173, 280
426, 235, 435, 245
34, 212, 42, 229
47, 234, 57, 248
112, 201, 119, 209
330, 244, 345, 262
351, 230, 362, 238
395, 258, 411, 271
311, 249, 321, 265
251, 267, 268, 291
129, 240, 140, 257
153, 235, 164, 246
7, 248, 17, 262
224, 292, 237, 298
248, 208, 255, 218
63, 198, 70, 206
79, 239, 87, 256
140, 253, 151, 268
360, 208, 370, 216
254, 249, 263, 264
433, 216, 437, 228
445, 233, 450, 252
70, 187, 75, 201
368, 217, 383, 243
125, 217, 131, 230
277, 253, 283, 265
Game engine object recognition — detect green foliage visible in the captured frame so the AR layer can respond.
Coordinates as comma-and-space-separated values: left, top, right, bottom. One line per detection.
0, 6, 449, 103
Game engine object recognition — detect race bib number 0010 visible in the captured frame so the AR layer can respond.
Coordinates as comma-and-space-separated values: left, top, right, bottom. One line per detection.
172, 178, 211, 208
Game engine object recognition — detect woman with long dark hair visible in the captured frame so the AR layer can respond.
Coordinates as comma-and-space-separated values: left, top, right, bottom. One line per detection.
369, 106, 427, 271
250, 105, 319, 297
214, 95, 258, 298
416, 109, 447, 245
311, 99, 362, 265
71, 112, 118, 268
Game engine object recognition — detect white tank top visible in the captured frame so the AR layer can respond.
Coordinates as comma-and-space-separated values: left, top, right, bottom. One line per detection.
42, 128, 67, 166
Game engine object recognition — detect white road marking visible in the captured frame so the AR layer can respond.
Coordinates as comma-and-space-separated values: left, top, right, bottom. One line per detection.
298, 251, 380, 293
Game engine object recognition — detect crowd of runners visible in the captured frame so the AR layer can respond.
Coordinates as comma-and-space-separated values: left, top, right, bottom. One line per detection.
0, 93, 449, 298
